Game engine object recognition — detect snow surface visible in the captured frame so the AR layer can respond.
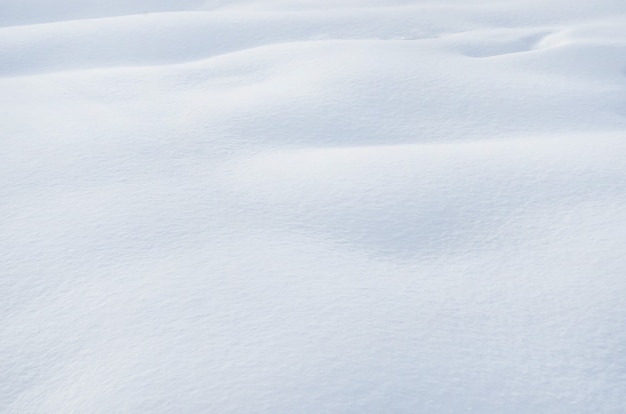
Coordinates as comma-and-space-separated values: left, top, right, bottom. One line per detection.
1, 1, 626, 412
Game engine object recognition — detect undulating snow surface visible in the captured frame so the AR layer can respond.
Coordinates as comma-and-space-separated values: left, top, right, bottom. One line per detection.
2, 1, 626, 412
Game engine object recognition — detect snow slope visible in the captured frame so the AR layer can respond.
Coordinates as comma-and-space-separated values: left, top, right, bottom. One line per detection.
1, 1, 626, 412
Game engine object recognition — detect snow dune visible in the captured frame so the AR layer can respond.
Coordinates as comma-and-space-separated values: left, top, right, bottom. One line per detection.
1, 1, 626, 413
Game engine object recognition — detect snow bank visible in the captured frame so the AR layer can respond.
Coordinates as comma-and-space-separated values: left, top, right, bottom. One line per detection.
1, 1, 625, 412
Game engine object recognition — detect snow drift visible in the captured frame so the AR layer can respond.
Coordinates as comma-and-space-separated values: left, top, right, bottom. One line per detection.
1, 1, 626, 412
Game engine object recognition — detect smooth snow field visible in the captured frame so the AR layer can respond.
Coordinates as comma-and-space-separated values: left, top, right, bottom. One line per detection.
2, 1, 626, 412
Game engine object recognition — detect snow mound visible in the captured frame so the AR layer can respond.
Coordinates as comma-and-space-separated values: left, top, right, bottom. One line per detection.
1, 1, 626, 413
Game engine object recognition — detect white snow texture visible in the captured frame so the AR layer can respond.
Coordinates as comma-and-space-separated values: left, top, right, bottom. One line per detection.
1, 1, 626, 413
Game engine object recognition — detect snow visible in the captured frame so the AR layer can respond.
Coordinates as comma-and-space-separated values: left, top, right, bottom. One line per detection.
1, 1, 626, 412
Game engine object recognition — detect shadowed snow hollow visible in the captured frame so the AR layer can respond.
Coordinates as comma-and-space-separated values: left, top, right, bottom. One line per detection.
1, 1, 625, 413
